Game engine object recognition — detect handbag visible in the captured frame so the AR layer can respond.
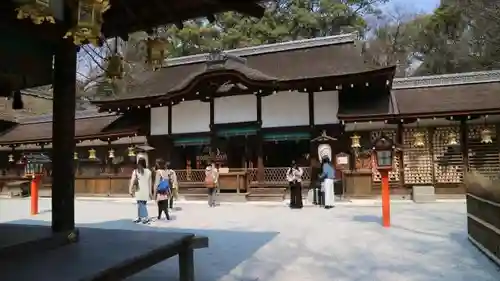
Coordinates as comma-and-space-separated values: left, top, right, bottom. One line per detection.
132, 171, 140, 192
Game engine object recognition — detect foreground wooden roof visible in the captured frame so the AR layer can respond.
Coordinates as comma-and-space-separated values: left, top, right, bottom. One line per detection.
0, 0, 265, 94
92, 33, 396, 111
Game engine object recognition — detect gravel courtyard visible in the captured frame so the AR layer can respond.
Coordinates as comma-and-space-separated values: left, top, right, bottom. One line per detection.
1, 198, 499, 281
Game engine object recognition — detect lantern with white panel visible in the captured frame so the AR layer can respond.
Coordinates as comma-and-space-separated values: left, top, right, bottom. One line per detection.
372, 136, 394, 228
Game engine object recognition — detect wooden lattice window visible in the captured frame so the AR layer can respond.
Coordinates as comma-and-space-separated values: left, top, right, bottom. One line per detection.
468, 125, 499, 179
370, 130, 400, 182
403, 128, 433, 184
433, 127, 463, 183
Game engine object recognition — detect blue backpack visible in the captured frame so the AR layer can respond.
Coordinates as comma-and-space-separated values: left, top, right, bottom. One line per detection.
157, 174, 171, 193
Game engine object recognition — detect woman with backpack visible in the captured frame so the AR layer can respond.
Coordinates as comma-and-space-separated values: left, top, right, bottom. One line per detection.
129, 158, 152, 224
154, 158, 175, 220
205, 161, 218, 207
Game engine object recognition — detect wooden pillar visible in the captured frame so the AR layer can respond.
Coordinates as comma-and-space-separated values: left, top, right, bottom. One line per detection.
460, 119, 469, 182
308, 91, 315, 163
256, 94, 264, 182
167, 104, 173, 161
209, 97, 215, 158
396, 122, 404, 190
51, 37, 77, 232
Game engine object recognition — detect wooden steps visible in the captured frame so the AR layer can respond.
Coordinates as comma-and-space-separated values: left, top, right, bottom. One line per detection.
247, 188, 285, 202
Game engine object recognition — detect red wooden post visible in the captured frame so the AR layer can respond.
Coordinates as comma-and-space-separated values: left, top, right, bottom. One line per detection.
30, 175, 40, 215
380, 170, 390, 227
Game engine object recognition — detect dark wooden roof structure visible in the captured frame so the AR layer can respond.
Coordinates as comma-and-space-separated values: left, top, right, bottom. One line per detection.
92, 33, 396, 111
0, 110, 141, 146
0, 0, 265, 94
338, 70, 500, 122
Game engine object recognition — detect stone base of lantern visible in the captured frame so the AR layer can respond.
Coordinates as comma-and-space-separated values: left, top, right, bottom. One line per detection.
412, 185, 436, 203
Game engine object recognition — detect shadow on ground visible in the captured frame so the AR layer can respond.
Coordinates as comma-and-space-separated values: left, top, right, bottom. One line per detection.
5, 218, 279, 281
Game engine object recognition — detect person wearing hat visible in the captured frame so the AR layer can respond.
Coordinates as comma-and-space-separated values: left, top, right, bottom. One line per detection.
318, 144, 335, 209
286, 160, 304, 209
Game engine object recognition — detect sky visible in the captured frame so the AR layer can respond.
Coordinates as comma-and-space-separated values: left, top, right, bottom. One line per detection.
383, 0, 440, 14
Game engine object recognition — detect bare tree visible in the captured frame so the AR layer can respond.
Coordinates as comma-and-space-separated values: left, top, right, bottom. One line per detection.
75, 32, 153, 101
363, 5, 426, 77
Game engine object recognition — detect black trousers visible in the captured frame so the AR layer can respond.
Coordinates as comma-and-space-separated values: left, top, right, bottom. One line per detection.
289, 181, 303, 209
157, 199, 170, 220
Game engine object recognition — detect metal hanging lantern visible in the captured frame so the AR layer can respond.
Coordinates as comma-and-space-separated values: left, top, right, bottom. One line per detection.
447, 132, 459, 146
64, 0, 110, 46
88, 148, 97, 160
108, 148, 115, 158
350, 134, 361, 149
481, 128, 493, 144
105, 55, 124, 81
127, 146, 136, 157
14, 0, 56, 24
8, 154, 14, 163
74, 152, 79, 160
145, 38, 167, 70
413, 132, 425, 147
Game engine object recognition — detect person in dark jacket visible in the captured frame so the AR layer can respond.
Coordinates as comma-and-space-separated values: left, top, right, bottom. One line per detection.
310, 157, 323, 205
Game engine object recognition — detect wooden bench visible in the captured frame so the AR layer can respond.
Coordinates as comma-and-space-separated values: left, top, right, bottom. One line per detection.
0, 225, 208, 281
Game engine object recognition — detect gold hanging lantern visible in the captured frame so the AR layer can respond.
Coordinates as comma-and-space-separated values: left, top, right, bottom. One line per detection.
14, 0, 56, 24
145, 38, 167, 70
447, 132, 459, 146
105, 55, 124, 80
64, 0, 110, 46
108, 148, 115, 158
88, 148, 97, 160
74, 152, 79, 160
127, 146, 136, 157
480, 128, 493, 144
8, 154, 15, 163
413, 132, 425, 147
350, 134, 361, 149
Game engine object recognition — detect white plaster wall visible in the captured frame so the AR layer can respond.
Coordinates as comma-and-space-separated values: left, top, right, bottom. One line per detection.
214, 95, 257, 124
150, 100, 211, 135
172, 100, 210, 133
150, 106, 169, 136
262, 91, 309, 128
314, 91, 339, 124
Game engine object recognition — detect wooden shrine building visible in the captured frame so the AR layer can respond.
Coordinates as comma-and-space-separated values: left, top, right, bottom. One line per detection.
2, 32, 500, 199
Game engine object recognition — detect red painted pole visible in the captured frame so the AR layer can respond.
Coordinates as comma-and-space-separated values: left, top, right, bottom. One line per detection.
380, 170, 391, 227
30, 175, 39, 215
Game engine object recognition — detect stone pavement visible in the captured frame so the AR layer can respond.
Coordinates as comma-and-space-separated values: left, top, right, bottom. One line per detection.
1, 198, 499, 281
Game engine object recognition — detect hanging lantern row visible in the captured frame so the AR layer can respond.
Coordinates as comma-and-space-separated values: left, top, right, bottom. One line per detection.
9, 146, 135, 162
72, 146, 136, 160
13, 0, 111, 46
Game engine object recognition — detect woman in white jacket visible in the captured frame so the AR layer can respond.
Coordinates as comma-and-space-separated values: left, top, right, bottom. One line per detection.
129, 158, 152, 224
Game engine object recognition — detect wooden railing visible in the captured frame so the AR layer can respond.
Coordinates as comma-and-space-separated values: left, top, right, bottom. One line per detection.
0, 167, 313, 197
176, 167, 311, 185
